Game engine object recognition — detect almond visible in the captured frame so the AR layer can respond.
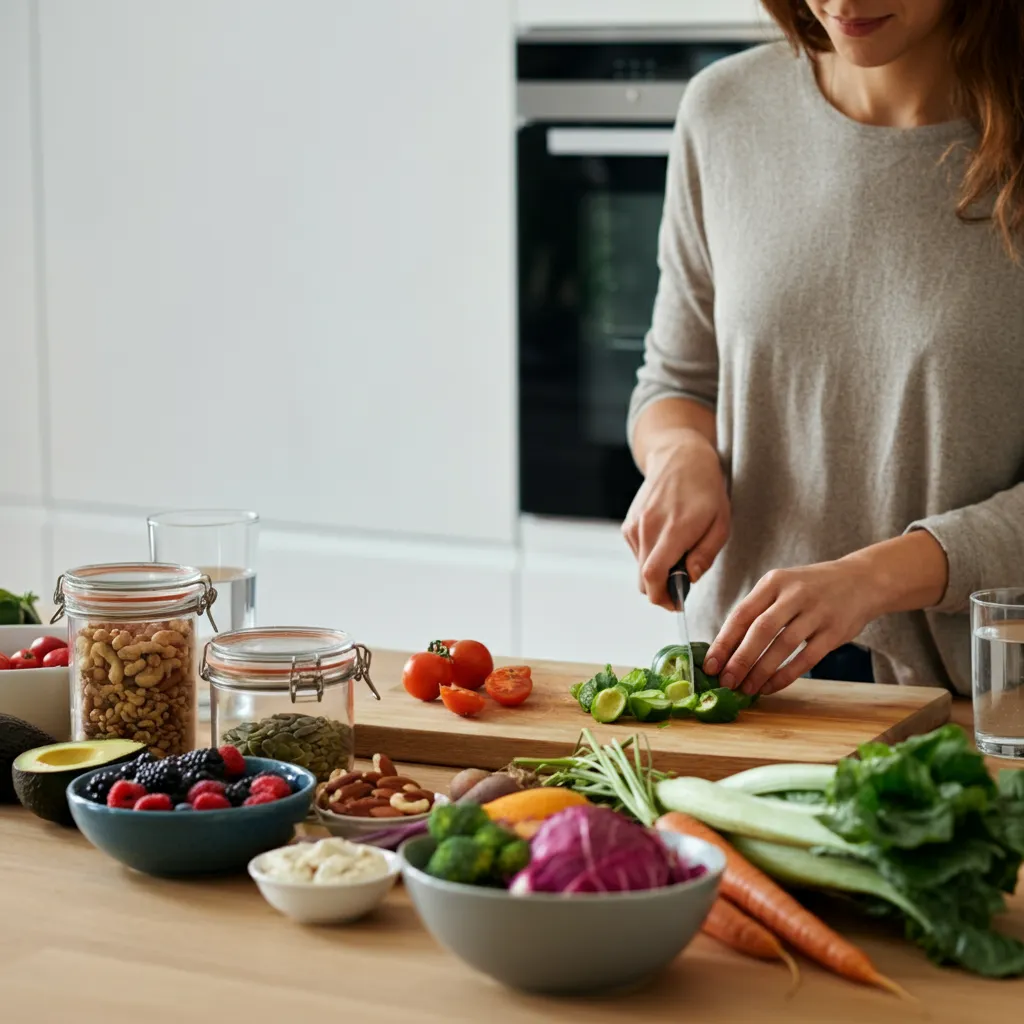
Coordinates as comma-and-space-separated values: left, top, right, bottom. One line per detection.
336, 781, 373, 801
373, 753, 397, 777
376, 775, 420, 791
360, 771, 383, 785
325, 772, 361, 794
369, 805, 405, 818
344, 796, 391, 814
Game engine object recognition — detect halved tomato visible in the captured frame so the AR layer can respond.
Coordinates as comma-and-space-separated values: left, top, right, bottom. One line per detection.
439, 684, 486, 717
402, 651, 453, 702
484, 665, 533, 707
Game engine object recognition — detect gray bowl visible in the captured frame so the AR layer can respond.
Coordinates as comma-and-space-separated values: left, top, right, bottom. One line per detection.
400, 830, 724, 995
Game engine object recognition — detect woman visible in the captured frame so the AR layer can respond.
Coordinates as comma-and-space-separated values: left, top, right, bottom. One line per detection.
624, 1, 1024, 697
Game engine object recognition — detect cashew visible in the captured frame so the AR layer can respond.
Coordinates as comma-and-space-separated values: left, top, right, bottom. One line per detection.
389, 792, 430, 815
151, 629, 185, 646
117, 640, 170, 660
146, 653, 162, 668
124, 658, 147, 677
92, 628, 112, 643
111, 631, 132, 651
90, 642, 124, 685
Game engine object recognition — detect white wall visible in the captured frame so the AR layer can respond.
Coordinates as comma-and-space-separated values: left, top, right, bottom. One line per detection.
2, 0, 750, 667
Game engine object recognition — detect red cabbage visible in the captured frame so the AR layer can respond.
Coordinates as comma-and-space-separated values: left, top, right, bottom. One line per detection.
509, 804, 706, 895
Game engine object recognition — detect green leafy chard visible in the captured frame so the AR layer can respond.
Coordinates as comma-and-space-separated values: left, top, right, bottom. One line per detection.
820, 724, 1024, 977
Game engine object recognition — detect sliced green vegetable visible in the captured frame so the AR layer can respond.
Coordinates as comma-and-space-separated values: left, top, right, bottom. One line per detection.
569, 681, 584, 702
628, 690, 672, 723
576, 678, 599, 713
663, 679, 693, 702
619, 667, 664, 694
694, 687, 742, 723
591, 685, 629, 724
573, 665, 618, 712
718, 763, 837, 795
670, 694, 700, 718
651, 643, 693, 682
655, 776, 855, 851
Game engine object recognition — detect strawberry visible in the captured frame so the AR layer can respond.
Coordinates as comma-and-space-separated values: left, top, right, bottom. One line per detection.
107, 780, 146, 809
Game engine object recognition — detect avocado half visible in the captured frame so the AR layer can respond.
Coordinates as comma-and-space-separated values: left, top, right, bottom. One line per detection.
12, 738, 145, 827
0, 713, 58, 803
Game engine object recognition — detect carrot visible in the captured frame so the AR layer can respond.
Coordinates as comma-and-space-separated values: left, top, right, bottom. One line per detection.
658, 812, 911, 999
703, 897, 801, 994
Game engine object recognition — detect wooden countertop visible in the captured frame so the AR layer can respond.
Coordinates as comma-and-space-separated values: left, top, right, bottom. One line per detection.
1, 699, 1022, 1023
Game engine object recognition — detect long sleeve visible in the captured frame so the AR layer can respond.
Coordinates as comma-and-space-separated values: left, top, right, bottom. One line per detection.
626, 90, 719, 454
907, 479, 1024, 613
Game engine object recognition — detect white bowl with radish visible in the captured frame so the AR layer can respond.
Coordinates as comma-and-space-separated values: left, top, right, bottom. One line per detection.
0, 625, 72, 740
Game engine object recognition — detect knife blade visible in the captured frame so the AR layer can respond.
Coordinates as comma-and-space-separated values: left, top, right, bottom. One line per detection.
667, 555, 695, 687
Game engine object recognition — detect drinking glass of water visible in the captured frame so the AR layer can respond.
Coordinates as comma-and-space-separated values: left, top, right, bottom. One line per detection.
148, 510, 259, 725
971, 588, 1024, 759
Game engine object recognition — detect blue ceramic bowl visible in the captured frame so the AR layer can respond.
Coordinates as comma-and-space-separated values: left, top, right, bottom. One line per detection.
67, 756, 315, 876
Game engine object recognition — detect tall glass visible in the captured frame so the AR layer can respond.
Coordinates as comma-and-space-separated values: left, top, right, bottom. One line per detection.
971, 589, 1024, 759
148, 510, 259, 726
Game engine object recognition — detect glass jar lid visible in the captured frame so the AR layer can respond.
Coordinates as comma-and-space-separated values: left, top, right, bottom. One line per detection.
200, 626, 379, 701
52, 562, 218, 626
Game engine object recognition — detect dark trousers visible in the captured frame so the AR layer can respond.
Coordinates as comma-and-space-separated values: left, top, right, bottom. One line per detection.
809, 643, 874, 683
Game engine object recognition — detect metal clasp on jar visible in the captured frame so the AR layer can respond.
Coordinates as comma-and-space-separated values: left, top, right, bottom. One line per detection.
354, 643, 380, 700
289, 653, 325, 703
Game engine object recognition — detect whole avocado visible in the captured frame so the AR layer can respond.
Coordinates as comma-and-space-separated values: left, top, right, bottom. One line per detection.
0, 714, 57, 803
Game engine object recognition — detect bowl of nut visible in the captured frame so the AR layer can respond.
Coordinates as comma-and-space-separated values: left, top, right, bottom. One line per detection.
314, 753, 447, 839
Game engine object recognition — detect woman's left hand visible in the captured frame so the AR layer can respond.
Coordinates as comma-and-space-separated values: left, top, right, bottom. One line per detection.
702, 560, 879, 697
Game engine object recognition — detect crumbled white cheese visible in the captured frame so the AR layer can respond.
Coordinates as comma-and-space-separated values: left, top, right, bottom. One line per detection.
259, 837, 389, 885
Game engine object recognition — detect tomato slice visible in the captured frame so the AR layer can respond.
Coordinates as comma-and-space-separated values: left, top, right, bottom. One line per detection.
0, 653, 10, 671
448, 639, 493, 691
484, 665, 533, 707
439, 684, 487, 717
402, 651, 453, 702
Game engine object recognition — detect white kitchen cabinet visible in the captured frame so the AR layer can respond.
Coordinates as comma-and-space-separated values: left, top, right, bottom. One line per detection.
0, 0, 43, 501
0, 507, 48, 598
39, 0, 516, 544
48, 509, 517, 658
517, 0, 771, 30
518, 516, 674, 666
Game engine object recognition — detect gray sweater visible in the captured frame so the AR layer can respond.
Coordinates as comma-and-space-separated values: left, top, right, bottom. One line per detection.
627, 43, 1024, 695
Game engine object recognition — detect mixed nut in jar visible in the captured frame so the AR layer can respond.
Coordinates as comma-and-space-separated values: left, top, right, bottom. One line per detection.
202, 626, 379, 783
52, 563, 219, 758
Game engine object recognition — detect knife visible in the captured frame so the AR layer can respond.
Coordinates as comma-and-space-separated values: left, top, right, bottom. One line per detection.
667, 555, 696, 685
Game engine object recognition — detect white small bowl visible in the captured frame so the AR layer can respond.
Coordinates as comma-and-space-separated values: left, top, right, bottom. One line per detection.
315, 793, 449, 839
248, 845, 401, 925
0, 624, 72, 741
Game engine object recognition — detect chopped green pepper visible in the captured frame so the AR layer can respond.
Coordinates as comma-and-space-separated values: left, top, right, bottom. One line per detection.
671, 693, 701, 718
619, 667, 664, 694
628, 689, 672, 723
569, 681, 584, 701
663, 679, 693, 703
591, 684, 629, 724
573, 664, 618, 712
694, 687, 743, 724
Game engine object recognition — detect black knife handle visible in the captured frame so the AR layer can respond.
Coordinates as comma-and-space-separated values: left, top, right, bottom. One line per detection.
668, 554, 691, 605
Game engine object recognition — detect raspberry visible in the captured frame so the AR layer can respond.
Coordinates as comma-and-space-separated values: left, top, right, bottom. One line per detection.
249, 774, 292, 800
133, 793, 173, 811
187, 779, 227, 803
243, 791, 279, 806
217, 745, 246, 778
107, 780, 147, 809
192, 792, 231, 811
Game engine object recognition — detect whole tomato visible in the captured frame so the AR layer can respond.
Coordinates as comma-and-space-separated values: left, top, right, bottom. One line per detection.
402, 651, 453, 702
29, 635, 68, 658
446, 640, 493, 691
42, 646, 70, 667
9, 649, 42, 670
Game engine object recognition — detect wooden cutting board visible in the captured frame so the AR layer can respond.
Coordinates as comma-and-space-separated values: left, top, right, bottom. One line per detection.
354, 651, 953, 780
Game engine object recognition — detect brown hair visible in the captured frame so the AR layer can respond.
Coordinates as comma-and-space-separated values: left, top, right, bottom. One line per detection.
760, 0, 1024, 260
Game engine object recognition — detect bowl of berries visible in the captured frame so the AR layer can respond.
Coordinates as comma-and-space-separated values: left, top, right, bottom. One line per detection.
66, 744, 315, 876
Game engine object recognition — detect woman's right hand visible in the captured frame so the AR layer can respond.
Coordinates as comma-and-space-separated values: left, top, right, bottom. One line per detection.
621, 430, 731, 610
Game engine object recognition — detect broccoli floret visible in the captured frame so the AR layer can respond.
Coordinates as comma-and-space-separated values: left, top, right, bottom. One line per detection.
425, 836, 495, 884
473, 822, 516, 853
427, 802, 491, 842
495, 839, 530, 880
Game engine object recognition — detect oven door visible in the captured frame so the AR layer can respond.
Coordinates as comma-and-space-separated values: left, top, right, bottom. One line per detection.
518, 122, 673, 521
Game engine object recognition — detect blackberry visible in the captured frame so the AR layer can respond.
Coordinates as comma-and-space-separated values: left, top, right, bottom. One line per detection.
224, 779, 253, 807
81, 768, 123, 804
177, 748, 225, 777
180, 769, 216, 792
133, 759, 183, 795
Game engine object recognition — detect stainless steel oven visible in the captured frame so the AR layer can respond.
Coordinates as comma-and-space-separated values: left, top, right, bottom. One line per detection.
517, 27, 769, 521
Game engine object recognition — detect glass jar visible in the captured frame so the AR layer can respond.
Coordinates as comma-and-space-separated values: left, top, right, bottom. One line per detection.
52, 563, 219, 758
201, 627, 379, 783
